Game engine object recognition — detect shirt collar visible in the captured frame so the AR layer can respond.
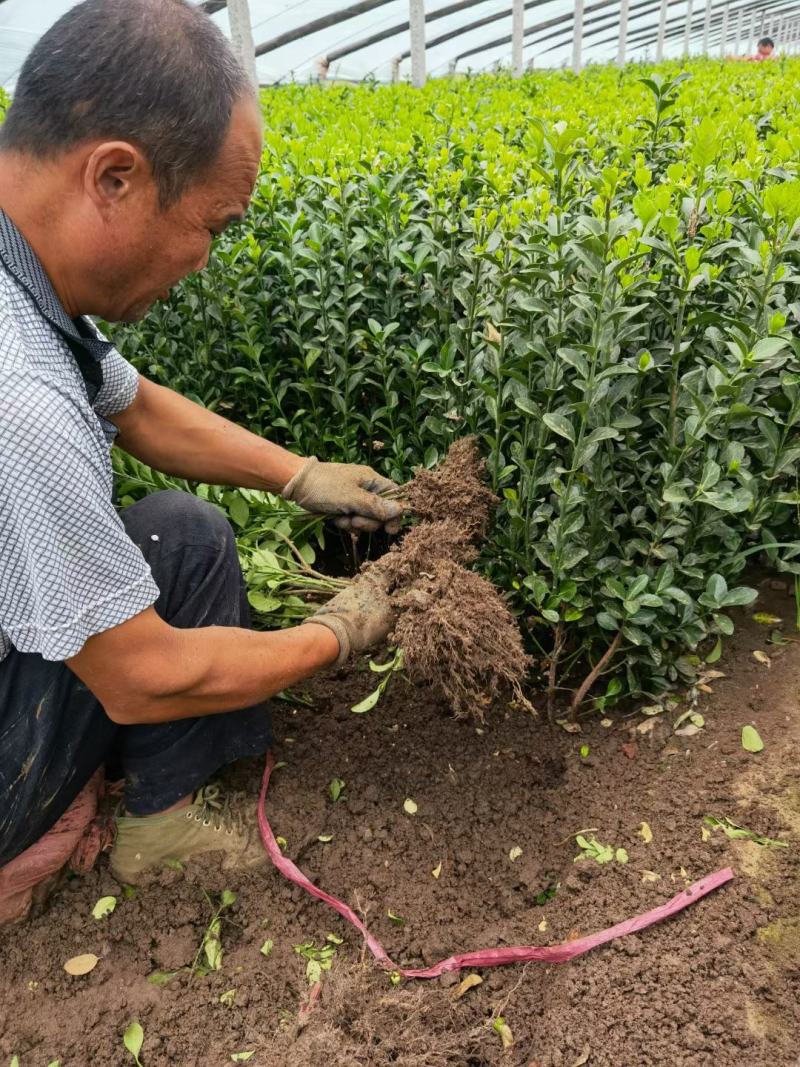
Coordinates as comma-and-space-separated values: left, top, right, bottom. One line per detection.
0, 208, 113, 363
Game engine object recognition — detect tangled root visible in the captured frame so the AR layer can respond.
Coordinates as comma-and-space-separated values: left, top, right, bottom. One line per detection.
391, 561, 533, 720
364, 437, 533, 720
402, 436, 498, 537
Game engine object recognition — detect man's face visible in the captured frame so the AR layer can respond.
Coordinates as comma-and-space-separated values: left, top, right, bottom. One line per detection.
91, 95, 263, 322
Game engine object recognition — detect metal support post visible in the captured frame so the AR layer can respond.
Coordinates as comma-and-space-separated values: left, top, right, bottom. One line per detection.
617, 0, 630, 65
409, 0, 426, 88
702, 0, 712, 54
719, 2, 729, 56
683, 0, 694, 55
572, 0, 585, 73
748, 9, 757, 53
733, 6, 743, 54
512, 0, 524, 77
655, 0, 669, 60
227, 0, 258, 88
390, 55, 401, 82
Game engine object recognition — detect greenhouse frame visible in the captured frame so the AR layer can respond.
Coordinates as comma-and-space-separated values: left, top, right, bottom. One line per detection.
1, 0, 798, 86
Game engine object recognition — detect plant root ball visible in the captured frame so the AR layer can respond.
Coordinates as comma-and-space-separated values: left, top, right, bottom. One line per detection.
403, 436, 498, 537
367, 519, 478, 589
390, 560, 533, 721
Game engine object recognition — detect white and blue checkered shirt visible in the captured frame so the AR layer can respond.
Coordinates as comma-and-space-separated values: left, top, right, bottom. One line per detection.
0, 210, 159, 662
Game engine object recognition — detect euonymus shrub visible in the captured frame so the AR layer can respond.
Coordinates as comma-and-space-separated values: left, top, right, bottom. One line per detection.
115, 61, 800, 706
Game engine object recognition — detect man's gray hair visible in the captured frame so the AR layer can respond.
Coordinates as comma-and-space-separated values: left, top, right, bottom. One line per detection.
0, 0, 253, 205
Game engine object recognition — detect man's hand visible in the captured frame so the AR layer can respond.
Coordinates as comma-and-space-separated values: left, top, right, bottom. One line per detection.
282, 458, 404, 533
303, 573, 395, 665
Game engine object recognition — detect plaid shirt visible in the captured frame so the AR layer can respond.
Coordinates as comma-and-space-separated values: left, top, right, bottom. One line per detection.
0, 210, 159, 662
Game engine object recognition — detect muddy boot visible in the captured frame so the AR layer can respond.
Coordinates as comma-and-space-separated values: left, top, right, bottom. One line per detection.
110, 784, 267, 885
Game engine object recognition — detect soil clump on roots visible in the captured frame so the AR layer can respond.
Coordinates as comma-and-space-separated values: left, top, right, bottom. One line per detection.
368, 438, 532, 720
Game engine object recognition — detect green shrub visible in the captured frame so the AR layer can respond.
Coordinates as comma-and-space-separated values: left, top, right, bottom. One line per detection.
114, 61, 800, 707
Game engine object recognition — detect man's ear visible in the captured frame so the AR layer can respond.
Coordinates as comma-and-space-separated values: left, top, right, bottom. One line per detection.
82, 141, 150, 212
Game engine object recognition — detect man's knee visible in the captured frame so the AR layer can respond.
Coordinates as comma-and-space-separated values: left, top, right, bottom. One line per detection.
122, 490, 235, 556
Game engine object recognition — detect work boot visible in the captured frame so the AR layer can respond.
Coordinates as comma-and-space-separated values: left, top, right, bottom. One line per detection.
110, 783, 267, 885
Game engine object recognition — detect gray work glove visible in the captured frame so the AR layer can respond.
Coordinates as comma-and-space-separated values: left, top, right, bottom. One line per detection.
303, 573, 394, 666
282, 458, 404, 534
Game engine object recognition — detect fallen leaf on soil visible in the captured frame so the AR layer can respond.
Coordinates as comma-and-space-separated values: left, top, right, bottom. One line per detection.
317, 834, 333, 843
492, 1016, 514, 1050
752, 650, 771, 667
636, 719, 658, 735
92, 895, 116, 920
230, 1054, 255, 1063
705, 637, 722, 663
431, 862, 442, 879
641, 870, 660, 883
704, 814, 786, 848
403, 798, 418, 815
260, 939, 273, 958
220, 989, 236, 1007
569, 1046, 591, 1067
639, 704, 664, 716
701, 826, 711, 842
387, 910, 405, 926
538, 918, 548, 932
615, 848, 629, 864
123, 1020, 144, 1067
453, 973, 483, 998
600, 718, 613, 728
64, 953, 99, 976
741, 725, 764, 753
674, 709, 704, 733
509, 846, 523, 862
556, 719, 582, 734
753, 612, 781, 625
621, 742, 638, 759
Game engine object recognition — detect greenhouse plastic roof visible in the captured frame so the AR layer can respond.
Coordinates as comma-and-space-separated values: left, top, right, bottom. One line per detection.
0, 0, 789, 88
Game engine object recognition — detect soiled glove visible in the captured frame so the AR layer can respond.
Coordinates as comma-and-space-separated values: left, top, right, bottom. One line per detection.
303, 573, 394, 666
282, 457, 404, 534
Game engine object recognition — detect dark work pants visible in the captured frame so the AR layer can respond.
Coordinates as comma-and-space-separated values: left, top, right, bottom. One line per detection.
0, 491, 273, 868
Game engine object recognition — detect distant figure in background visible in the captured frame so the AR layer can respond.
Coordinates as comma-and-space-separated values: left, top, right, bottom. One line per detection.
748, 37, 776, 60
729, 36, 777, 62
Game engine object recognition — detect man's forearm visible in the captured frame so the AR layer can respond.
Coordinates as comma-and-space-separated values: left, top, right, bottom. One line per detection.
112, 375, 304, 491
70, 613, 341, 725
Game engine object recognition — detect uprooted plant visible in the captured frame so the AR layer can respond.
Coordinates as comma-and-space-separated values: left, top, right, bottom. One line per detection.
362, 437, 533, 719
240, 437, 532, 720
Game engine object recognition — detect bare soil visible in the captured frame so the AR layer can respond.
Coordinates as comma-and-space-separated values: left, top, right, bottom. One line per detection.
1, 580, 798, 1067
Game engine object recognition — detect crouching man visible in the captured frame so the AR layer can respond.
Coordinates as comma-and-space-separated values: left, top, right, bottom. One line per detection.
0, 0, 401, 920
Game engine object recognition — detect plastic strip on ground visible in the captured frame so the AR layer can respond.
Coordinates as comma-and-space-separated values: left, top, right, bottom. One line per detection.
258, 751, 734, 979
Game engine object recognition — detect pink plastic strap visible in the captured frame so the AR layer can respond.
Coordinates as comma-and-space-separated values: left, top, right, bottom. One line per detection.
258, 752, 733, 978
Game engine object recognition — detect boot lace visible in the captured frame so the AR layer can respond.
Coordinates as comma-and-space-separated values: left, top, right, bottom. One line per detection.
189, 783, 247, 836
